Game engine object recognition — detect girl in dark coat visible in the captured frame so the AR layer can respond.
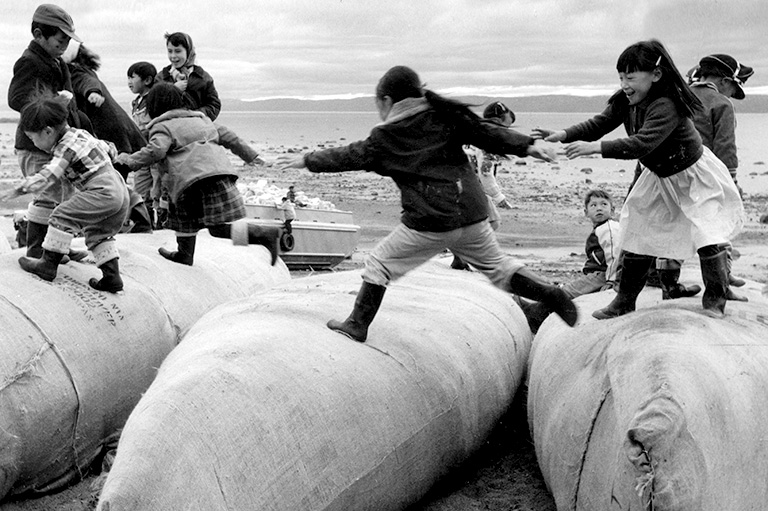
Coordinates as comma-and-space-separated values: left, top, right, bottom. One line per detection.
279, 65, 578, 343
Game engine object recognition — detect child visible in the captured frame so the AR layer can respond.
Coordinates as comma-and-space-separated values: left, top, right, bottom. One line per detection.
16, 93, 130, 292
8, 3, 92, 259
518, 188, 621, 332
278, 196, 295, 234
278, 65, 577, 343
128, 61, 164, 228
535, 39, 744, 319
155, 32, 221, 121
114, 84, 279, 266
66, 43, 153, 233
689, 53, 754, 297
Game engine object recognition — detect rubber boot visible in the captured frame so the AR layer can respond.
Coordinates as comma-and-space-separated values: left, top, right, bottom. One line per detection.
247, 224, 280, 266
515, 297, 551, 334
159, 235, 197, 266
89, 258, 124, 293
698, 247, 729, 318
659, 268, 701, 300
327, 282, 387, 342
25, 221, 48, 258
509, 268, 578, 327
450, 254, 470, 271
18, 249, 65, 281
593, 253, 654, 320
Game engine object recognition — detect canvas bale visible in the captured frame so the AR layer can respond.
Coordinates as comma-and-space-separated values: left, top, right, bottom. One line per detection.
96, 260, 533, 511
0, 230, 290, 500
528, 289, 768, 511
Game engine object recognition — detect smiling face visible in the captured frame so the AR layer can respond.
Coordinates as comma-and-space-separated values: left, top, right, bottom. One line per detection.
619, 69, 660, 105
166, 42, 188, 69
585, 196, 613, 225
35, 29, 71, 59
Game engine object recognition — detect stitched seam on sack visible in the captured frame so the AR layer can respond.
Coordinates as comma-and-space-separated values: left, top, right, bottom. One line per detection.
571, 386, 611, 511
0, 294, 85, 480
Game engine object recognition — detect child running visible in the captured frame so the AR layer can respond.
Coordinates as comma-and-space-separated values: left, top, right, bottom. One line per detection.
114, 83, 279, 266
279, 65, 577, 343
16, 93, 130, 292
534, 39, 744, 319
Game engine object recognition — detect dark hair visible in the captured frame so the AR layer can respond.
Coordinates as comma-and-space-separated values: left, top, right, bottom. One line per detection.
583, 188, 613, 209
145, 83, 185, 119
72, 45, 101, 71
19, 92, 69, 132
608, 39, 701, 118
376, 65, 481, 128
165, 32, 190, 52
31, 22, 60, 39
127, 61, 157, 82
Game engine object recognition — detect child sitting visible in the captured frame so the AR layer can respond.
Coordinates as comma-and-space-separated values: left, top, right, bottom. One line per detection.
114, 83, 279, 266
17, 92, 130, 292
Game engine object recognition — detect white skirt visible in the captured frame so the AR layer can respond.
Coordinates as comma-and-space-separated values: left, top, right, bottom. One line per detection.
619, 146, 744, 260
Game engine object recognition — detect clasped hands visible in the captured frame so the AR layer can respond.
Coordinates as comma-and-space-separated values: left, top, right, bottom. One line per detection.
531, 128, 600, 159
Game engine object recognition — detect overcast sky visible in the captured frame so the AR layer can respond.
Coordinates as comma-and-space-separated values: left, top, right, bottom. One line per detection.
2, 0, 768, 106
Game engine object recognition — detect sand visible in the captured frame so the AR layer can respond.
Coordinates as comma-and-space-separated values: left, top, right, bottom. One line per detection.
0, 123, 767, 510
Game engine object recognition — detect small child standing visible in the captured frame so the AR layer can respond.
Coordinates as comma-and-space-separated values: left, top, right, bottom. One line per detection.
16, 93, 130, 292
114, 83, 279, 266
279, 65, 577, 343
535, 39, 744, 319
278, 196, 295, 234
127, 61, 164, 228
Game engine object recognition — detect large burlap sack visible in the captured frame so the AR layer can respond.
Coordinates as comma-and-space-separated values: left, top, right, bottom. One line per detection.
0, 230, 289, 500
96, 261, 533, 511
528, 288, 768, 511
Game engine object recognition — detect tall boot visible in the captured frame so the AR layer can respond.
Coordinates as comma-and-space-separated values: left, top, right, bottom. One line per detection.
509, 268, 578, 326
18, 249, 66, 281
230, 221, 280, 265
159, 235, 196, 266
659, 268, 701, 300
89, 258, 124, 293
592, 252, 654, 320
450, 254, 470, 271
25, 221, 48, 258
699, 247, 729, 317
327, 281, 386, 342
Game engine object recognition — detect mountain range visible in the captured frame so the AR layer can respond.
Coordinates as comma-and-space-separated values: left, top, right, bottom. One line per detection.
225, 93, 768, 114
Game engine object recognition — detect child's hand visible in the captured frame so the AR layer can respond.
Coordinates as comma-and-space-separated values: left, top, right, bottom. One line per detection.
87, 92, 105, 107
527, 141, 557, 162
58, 90, 73, 103
113, 153, 129, 166
276, 154, 306, 170
532, 128, 566, 143
22, 173, 50, 193
174, 79, 188, 92
564, 141, 601, 159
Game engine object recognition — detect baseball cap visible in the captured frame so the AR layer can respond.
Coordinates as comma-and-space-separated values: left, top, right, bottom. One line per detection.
32, 4, 81, 43
697, 54, 754, 100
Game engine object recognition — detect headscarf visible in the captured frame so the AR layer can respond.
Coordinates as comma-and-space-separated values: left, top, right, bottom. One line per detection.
165, 32, 197, 80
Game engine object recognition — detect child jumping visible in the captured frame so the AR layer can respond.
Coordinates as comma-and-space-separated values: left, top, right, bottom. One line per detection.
279, 65, 577, 343
535, 40, 744, 319
17, 93, 130, 292
114, 83, 278, 266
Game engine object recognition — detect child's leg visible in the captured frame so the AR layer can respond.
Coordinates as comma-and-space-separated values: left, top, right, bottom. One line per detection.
219, 220, 280, 266
89, 239, 123, 293
561, 271, 607, 299
159, 233, 197, 266
656, 258, 701, 300
697, 244, 729, 317
17, 226, 72, 281
18, 149, 59, 258
593, 252, 654, 320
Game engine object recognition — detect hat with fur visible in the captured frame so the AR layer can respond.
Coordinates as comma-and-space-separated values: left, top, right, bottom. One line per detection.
692, 54, 754, 100
32, 4, 81, 43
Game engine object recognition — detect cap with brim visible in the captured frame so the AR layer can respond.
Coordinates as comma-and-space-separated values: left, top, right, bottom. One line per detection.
698, 54, 754, 100
32, 4, 81, 43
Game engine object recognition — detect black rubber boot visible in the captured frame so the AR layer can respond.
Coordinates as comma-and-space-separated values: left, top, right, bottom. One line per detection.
515, 297, 551, 334
509, 268, 578, 327
592, 252, 654, 320
25, 221, 48, 258
450, 254, 470, 271
327, 282, 387, 342
159, 236, 196, 266
89, 258, 124, 293
659, 268, 701, 300
698, 246, 729, 318
247, 225, 280, 266
18, 249, 65, 281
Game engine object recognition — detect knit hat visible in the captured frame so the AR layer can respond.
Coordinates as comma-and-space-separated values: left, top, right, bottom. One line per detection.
692, 54, 754, 100
32, 4, 81, 43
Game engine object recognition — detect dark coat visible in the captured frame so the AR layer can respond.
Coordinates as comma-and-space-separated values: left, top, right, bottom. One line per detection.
156, 64, 221, 121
